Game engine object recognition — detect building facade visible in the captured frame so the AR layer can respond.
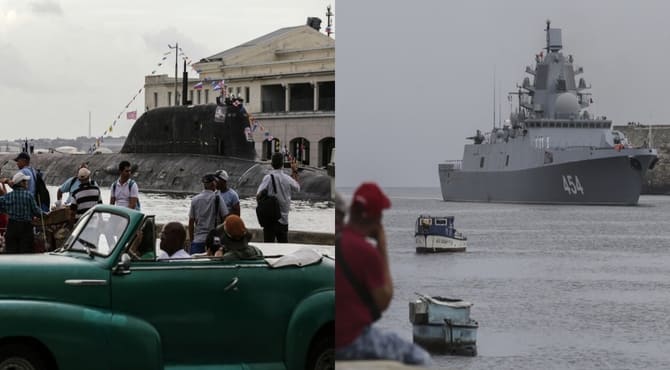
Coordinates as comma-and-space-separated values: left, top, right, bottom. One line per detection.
144, 23, 335, 167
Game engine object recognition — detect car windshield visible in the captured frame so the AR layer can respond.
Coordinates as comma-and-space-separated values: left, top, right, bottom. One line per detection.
62, 210, 129, 257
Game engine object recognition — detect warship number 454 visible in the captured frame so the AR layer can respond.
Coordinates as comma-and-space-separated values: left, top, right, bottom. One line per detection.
438, 21, 658, 205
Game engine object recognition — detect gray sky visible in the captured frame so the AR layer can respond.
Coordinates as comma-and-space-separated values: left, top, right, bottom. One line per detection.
0, 0, 333, 140
336, 0, 670, 188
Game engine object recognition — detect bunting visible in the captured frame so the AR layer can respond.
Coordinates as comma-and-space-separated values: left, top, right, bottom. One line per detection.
88, 45, 205, 153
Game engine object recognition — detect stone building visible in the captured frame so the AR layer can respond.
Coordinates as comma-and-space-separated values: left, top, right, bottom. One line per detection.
144, 22, 335, 168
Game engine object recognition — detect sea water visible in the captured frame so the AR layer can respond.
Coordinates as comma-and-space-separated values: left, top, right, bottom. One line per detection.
47, 186, 334, 233
340, 187, 670, 370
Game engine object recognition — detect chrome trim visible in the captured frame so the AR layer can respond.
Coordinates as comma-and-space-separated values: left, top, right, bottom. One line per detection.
224, 277, 239, 291
130, 264, 266, 271
65, 279, 108, 286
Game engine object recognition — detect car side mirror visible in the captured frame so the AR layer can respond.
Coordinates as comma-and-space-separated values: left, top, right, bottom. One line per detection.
114, 253, 132, 275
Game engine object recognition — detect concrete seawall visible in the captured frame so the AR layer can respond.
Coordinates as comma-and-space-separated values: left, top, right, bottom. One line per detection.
615, 125, 670, 194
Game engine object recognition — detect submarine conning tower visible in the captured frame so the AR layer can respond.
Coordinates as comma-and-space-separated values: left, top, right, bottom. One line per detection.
121, 104, 256, 160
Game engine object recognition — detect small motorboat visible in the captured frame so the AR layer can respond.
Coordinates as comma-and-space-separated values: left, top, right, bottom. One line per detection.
414, 215, 467, 253
409, 293, 478, 356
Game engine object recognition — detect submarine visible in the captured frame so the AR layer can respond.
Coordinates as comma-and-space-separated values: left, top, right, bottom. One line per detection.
0, 99, 332, 201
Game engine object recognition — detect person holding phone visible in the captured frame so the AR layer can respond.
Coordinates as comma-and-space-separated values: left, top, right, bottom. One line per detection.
335, 182, 431, 366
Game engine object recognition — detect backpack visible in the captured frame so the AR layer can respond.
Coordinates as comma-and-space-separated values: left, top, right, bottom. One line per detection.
112, 179, 141, 211
255, 175, 281, 227
31, 168, 50, 208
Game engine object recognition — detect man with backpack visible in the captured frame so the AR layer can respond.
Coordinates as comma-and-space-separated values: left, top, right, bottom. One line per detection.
110, 161, 140, 210
14, 152, 50, 212
188, 174, 228, 254
56, 162, 94, 207
255, 153, 300, 243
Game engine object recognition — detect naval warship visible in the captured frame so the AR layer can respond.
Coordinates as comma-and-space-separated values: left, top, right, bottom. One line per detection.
438, 21, 658, 205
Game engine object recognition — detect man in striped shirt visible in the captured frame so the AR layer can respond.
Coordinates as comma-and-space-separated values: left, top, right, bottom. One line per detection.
0, 172, 47, 253
70, 168, 102, 219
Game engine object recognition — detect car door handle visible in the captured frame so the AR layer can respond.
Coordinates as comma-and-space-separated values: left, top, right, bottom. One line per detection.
224, 277, 239, 291
65, 279, 108, 286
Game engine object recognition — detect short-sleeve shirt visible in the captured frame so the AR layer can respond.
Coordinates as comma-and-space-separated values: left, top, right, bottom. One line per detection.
59, 177, 83, 204
335, 225, 385, 348
111, 179, 139, 208
219, 188, 240, 211
189, 190, 228, 243
20, 167, 36, 196
256, 169, 300, 225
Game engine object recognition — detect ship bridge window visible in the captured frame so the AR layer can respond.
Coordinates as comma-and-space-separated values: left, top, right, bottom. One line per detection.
480, 157, 485, 168
505, 155, 510, 167
435, 219, 447, 225
589, 123, 595, 128
549, 122, 555, 128
569, 123, 575, 128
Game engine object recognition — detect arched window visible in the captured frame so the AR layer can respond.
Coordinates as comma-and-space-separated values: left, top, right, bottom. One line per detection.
318, 137, 335, 167
290, 137, 310, 165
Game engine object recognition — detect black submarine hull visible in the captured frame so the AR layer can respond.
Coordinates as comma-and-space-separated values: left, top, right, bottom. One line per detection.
0, 152, 331, 201
0, 105, 332, 201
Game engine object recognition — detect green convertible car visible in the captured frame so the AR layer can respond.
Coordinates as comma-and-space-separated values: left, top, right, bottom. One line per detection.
0, 205, 334, 370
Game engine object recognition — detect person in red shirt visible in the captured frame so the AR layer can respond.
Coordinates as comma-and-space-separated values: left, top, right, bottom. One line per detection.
335, 182, 431, 366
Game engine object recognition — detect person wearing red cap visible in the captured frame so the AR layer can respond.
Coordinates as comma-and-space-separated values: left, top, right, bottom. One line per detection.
335, 182, 431, 366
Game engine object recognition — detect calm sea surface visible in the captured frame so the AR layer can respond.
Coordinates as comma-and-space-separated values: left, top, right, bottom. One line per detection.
46, 186, 334, 233
340, 187, 670, 370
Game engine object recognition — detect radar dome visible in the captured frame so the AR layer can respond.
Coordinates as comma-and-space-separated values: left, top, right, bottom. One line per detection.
554, 93, 580, 117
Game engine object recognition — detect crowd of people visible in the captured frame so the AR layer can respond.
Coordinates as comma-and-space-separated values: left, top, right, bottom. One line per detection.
1, 150, 430, 363
0, 152, 302, 256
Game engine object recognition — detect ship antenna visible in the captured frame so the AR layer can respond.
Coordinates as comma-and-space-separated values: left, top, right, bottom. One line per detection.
499, 89, 502, 127
493, 67, 496, 130
545, 19, 551, 54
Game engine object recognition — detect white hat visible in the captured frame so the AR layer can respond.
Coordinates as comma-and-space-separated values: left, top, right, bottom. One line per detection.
215, 169, 229, 181
12, 172, 30, 184
77, 167, 91, 180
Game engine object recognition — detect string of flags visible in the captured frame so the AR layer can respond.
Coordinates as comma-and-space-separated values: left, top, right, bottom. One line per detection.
89, 46, 197, 152
87, 44, 276, 151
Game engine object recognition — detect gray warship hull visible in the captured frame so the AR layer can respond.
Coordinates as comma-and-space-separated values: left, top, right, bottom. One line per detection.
439, 152, 657, 205
438, 21, 659, 206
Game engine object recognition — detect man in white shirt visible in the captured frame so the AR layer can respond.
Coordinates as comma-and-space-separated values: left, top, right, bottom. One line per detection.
256, 153, 300, 243
110, 160, 140, 210
157, 222, 190, 260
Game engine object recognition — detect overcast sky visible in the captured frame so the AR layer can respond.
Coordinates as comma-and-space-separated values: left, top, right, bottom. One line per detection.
336, 0, 670, 188
0, 0, 333, 141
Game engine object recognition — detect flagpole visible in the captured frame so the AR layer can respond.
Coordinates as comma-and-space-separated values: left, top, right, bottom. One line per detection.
175, 42, 178, 106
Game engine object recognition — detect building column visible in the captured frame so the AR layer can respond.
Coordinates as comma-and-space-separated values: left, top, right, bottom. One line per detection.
284, 84, 290, 112
313, 82, 319, 111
